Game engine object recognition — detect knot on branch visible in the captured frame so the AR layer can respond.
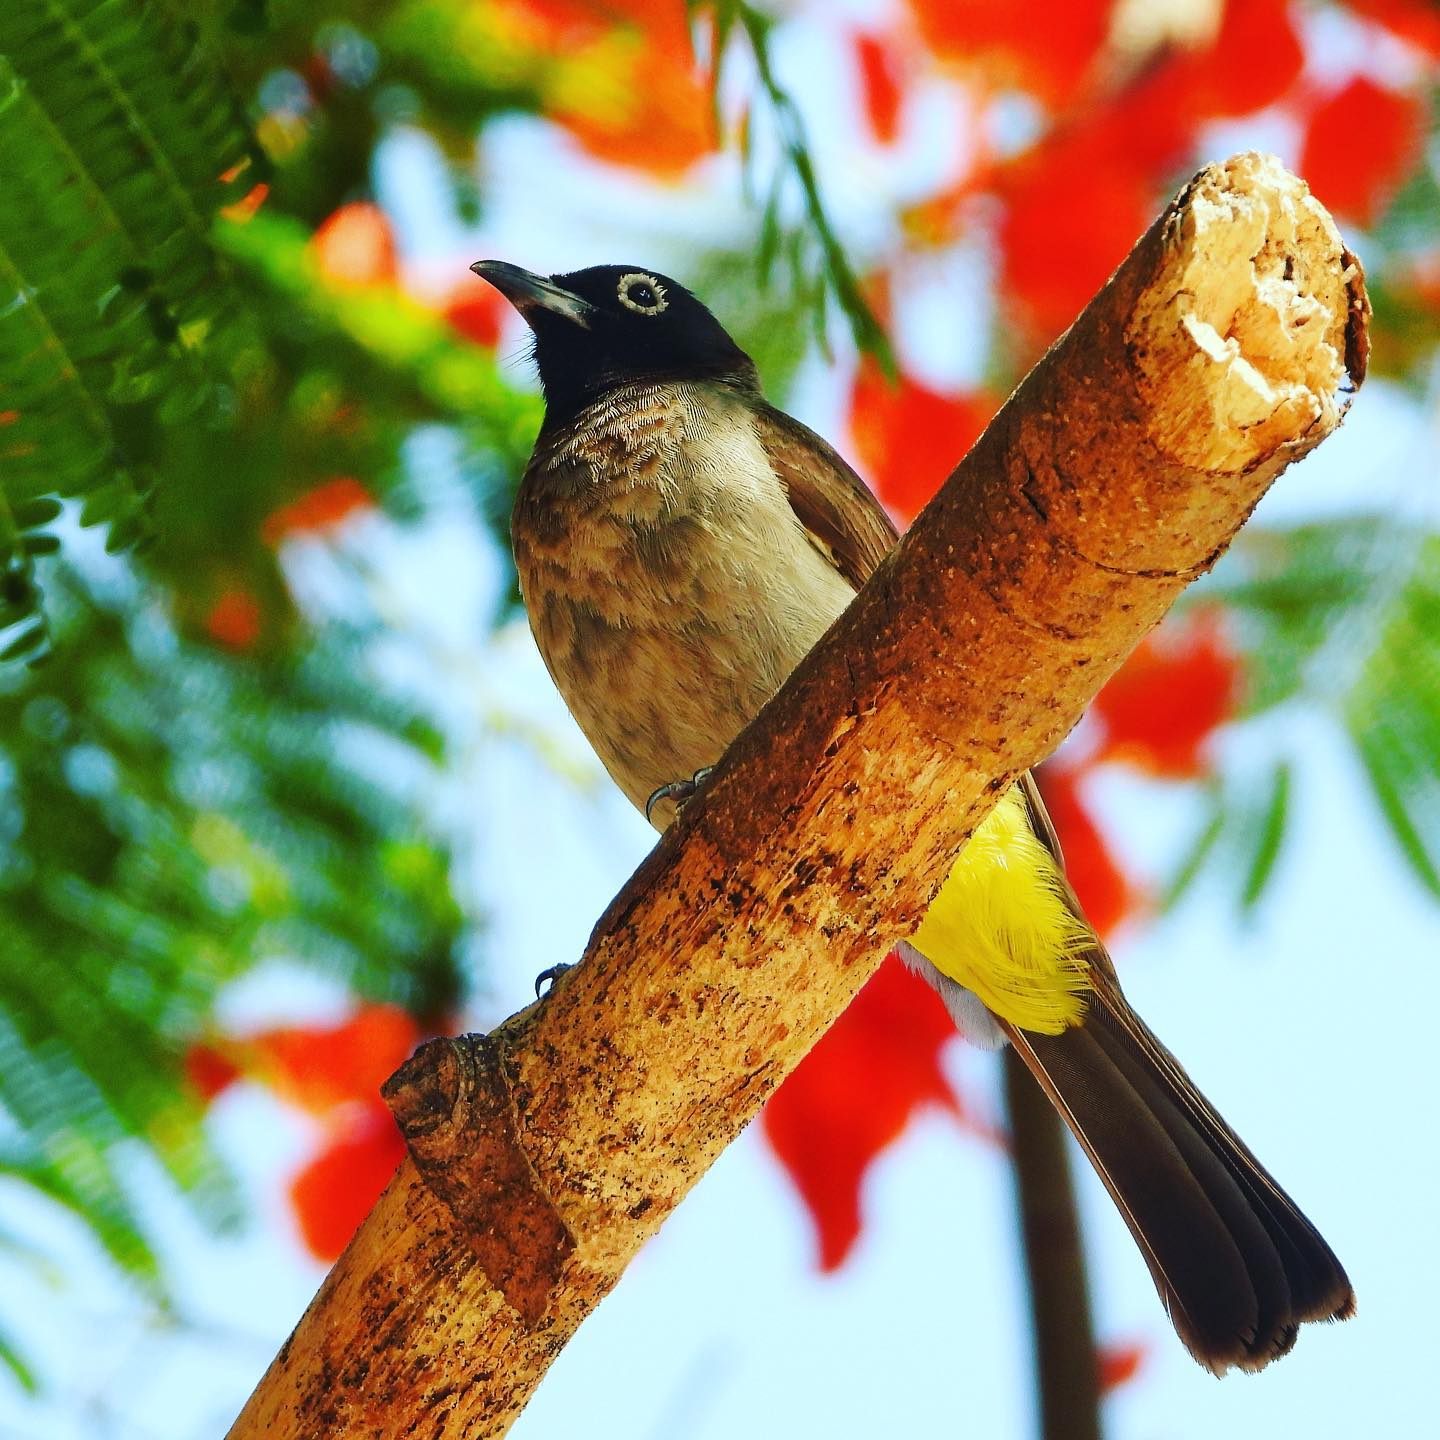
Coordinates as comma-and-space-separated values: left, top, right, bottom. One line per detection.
383, 1033, 575, 1326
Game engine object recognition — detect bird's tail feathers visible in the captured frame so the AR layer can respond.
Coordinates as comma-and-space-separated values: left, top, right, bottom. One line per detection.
1003, 977, 1354, 1374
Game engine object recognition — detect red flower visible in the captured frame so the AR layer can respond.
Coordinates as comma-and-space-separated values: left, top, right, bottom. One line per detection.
504, 0, 714, 177
187, 1006, 423, 1261
762, 956, 1001, 1271
1300, 76, 1426, 226
1098, 1338, 1148, 1393
441, 277, 507, 348
854, 30, 908, 145
288, 1103, 408, 1261
1121, 0, 1305, 125
204, 587, 263, 651
261, 477, 373, 547
1348, 0, 1440, 58
909, 0, 1112, 107
310, 202, 398, 287
995, 120, 1155, 346
249, 1005, 420, 1115
1190, 0, 1305, 118
849, 360, 996, 525
220, 182, 269, 225
184, 1041, 241, 1102
1091, 609, 1242, 778
1033, 767, 1137, 939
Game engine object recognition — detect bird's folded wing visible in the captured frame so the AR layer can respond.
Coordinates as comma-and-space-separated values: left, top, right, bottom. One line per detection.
753, 400, 899, 592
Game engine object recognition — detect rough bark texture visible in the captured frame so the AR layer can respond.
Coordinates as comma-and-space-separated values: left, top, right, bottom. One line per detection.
226, 153, 1368, 1440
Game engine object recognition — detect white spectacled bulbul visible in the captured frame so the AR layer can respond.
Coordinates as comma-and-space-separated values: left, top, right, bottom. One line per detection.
474, 258, 1354, 1374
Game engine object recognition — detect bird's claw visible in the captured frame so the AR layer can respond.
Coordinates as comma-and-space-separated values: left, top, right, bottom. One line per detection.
645, 766, 715, 825
534, 963, 573, 998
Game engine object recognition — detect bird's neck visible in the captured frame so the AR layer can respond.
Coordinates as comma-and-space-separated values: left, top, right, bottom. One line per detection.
537, 359, 761, 435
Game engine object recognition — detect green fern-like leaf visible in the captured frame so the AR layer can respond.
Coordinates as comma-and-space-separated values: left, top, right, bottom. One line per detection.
1343, 535, 1440, 898
0, 0, 253, 635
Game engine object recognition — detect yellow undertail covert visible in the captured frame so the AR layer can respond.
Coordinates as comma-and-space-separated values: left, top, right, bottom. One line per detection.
910, 785, 1094, 1034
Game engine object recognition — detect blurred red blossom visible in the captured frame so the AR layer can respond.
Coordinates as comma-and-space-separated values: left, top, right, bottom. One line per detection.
262, 476, 373, 547
1091, 607, 1242, 778
854, 30, 909, 145
1162, 0, 1305, 121
246, 1005, 420, 1114
442, 278, 508, 348
910, 0, 1111, 106
186, 1006, 422, 1261
995, 118, 1156, 343
289, 1105, 408, 1261
184, 1041, 241, 1102
220, 182, 270, 225
1034, 766, 1137, 939
1098, 1338, 1149, 1393
504, 0, 714, 176
848, 360, 996, 524
1349, 0, 1440, 56
1300, 76, 1426, 226
762, 956, 1003, 1272
204, 587, 263, 651
309, 202, 398, 287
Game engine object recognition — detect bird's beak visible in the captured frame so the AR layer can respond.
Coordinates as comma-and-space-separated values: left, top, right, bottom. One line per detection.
469, 260, 594, 329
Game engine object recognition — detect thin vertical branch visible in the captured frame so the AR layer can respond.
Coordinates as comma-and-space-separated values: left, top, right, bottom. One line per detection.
1004, 1046, 1103, 1440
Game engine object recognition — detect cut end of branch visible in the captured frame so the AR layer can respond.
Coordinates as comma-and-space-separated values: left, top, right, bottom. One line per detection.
1129, 152, 1367, 474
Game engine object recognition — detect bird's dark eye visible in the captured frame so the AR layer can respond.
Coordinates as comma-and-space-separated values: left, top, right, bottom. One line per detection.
617, 272, 668, 315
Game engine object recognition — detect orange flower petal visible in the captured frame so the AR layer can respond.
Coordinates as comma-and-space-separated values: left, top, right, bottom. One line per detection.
1300, 76, 1426, 226
1033, 767, 1137, 938
762, 956, 1001, 1271
252, 1005, 420, 1114
442, 278, 507, 348
184, 1041, 241, 1102
261, 477, 373, 547
1098, 1338, 1148, 1392
849, 360, 996, 525
1348, 0, 1440, 57
310, 202, 398, 288
910, 0, 1111, 105
855, 30, 907, 145
288, 1104, 407, 1261
204, 588, 263, 651
1091, 609, 1242, 779
997, 125, 1154, 345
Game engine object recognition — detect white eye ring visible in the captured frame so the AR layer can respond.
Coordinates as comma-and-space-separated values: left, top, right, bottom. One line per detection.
617, 272, 668, 315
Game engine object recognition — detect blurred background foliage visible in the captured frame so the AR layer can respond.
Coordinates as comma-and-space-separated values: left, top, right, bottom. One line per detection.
1, 0, 1438, 1416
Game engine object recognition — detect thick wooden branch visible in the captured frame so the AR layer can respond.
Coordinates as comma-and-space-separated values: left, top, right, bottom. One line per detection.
227, 154, 1367, 1439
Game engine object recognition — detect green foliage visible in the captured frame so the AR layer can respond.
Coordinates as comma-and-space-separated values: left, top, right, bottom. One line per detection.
0, 0, 256, 649
0, 560, 466, 1298
0, 0, 545, 1384
695, 0, 894, 370
1168, 522, 1440, 909
1343, 535, 1440, 898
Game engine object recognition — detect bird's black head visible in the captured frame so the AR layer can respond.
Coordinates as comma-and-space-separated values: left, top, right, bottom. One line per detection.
471, 261, 758, 425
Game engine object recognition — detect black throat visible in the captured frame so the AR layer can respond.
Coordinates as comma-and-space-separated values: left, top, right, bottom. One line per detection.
534, 348, 762, 433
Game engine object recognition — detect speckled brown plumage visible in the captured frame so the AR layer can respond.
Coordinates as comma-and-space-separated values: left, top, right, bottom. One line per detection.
513, 378, 857, 824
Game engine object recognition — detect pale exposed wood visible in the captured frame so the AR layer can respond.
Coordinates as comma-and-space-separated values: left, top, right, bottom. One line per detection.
226, 154, 1367, 1440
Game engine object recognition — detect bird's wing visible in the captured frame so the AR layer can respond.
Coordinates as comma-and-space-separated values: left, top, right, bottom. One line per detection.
752, 400, 898, 592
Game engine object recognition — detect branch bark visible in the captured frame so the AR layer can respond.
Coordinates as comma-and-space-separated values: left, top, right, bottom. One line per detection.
227, 153, 1367, 1440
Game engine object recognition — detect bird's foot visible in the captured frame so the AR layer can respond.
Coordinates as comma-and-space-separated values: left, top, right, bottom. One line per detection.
534, 963, 573, 998
645, 766, 715, 826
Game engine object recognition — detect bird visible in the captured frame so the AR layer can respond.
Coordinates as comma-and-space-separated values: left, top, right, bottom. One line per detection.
473, 257, 1355, 1375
